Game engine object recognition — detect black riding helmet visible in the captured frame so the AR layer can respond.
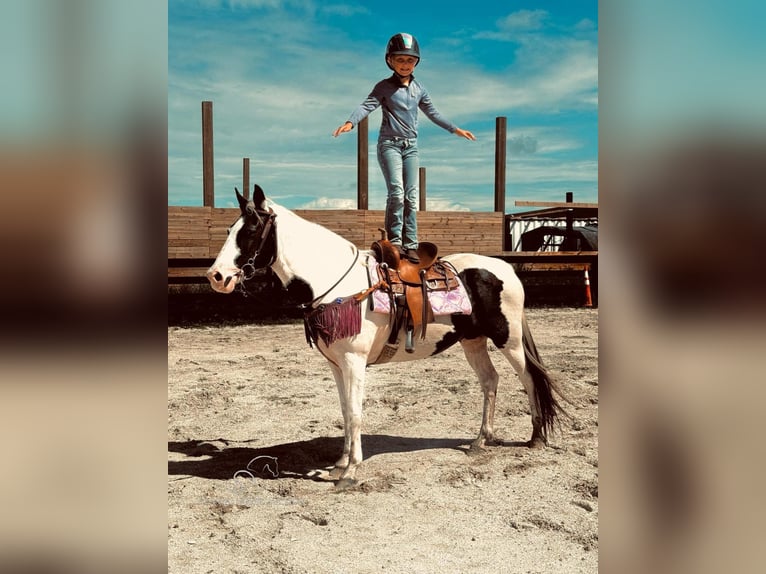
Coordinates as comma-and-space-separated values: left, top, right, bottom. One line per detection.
386, 33, 420, 70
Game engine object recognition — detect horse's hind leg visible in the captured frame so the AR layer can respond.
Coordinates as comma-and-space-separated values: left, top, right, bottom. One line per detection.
498, 343, 547, 449
460, 337, 501, 450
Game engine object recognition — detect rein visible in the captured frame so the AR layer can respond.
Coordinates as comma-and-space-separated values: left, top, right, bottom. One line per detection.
304, 246, 361, 310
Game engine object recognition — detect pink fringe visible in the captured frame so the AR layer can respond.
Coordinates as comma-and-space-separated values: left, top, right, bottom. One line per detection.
304, 297, 362, 347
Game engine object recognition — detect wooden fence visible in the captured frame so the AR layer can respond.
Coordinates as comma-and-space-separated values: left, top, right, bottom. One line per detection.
168, 206, 505, 283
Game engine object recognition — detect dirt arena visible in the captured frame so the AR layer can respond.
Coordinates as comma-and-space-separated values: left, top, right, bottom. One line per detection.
168, 305, 598, 573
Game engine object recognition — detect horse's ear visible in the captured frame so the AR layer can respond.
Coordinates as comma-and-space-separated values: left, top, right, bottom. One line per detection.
252, 184, 267, 210
235, 187, 249, 214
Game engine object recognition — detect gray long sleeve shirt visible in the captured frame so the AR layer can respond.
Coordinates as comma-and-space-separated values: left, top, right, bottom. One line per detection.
346, 74, 457, 140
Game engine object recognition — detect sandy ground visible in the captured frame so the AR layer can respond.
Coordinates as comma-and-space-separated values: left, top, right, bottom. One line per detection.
168, 307, 598, 573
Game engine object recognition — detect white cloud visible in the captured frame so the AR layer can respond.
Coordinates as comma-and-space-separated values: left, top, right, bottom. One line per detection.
424, 34, 596, 118
508, 135, 538, 154
297, 196, 357, 209
508, 158, 598, 184
175, 0, 297, 9
574, 18, 597, 32
421, 197, 471, 212
320, 4, 370, 17
497, 9, 550, 32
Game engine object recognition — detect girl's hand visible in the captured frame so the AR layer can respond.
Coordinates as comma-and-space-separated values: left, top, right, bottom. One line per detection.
333, 122, 353, 137
455, 128, 476, 141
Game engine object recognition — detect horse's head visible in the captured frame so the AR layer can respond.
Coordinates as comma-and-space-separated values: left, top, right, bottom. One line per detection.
206, 184, 277, 294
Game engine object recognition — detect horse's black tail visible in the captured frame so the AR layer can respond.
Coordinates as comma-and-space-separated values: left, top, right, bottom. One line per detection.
521, 312, 568, 440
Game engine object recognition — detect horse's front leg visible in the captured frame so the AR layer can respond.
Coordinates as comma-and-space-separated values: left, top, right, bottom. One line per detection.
328, 362, 350, 478
330, 353, 367, 488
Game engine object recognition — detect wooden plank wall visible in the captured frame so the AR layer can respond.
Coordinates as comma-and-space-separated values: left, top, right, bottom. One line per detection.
168, 206, 212, 258
168, 206, 505, 260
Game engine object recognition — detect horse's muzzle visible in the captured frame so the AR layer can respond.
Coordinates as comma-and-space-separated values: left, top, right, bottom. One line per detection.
206, 267, 238, 294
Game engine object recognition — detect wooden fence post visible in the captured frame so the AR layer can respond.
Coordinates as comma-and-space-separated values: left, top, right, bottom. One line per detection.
357, 117, 369, 209
494, 116, 506, 214
419, 167, 427, 211
243, 157, 250, 199
201, 101, 214, 207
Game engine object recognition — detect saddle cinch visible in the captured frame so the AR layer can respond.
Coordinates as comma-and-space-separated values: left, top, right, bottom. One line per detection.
371, 229, 462, 355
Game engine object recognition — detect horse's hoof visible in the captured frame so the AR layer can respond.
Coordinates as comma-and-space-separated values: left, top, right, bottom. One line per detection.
335, 477, 358, 491
528, 437, 547, 449
308, 469, 334, 482
328, 466, 345, 480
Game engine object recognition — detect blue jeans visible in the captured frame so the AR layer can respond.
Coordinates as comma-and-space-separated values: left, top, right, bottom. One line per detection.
377, 137, 419, 250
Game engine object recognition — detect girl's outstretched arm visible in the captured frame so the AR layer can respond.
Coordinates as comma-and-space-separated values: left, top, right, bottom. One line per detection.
454, 127, 476, 141
332, 121, 353, 137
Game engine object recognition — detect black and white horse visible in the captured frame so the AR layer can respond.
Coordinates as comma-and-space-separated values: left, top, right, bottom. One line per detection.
207, 185, 565, 486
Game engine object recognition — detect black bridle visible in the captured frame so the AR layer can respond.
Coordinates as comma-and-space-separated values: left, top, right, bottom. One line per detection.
238, 207, 277, 283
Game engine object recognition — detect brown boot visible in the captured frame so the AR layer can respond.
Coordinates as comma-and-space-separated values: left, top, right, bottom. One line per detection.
405, 248, 420, 263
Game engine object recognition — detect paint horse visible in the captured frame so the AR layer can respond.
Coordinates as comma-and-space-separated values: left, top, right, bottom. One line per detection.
207, 185, 565, 486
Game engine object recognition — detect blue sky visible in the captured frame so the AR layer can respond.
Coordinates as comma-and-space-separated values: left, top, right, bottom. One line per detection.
168, 0, 597, 212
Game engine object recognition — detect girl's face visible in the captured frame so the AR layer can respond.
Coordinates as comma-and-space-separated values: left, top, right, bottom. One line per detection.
389, 55, 418, 77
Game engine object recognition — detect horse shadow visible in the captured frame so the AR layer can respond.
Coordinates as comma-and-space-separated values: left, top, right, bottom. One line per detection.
168, 434, 485, 481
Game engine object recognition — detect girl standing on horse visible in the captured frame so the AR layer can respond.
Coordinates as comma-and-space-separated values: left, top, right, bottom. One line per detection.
333, 32, 476, 262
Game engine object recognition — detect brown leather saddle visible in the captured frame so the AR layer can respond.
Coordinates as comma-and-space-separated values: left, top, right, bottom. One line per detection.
371, 229, 461, 356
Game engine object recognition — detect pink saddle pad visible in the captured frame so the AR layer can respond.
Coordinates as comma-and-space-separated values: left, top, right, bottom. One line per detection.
367, 257, 473, 316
